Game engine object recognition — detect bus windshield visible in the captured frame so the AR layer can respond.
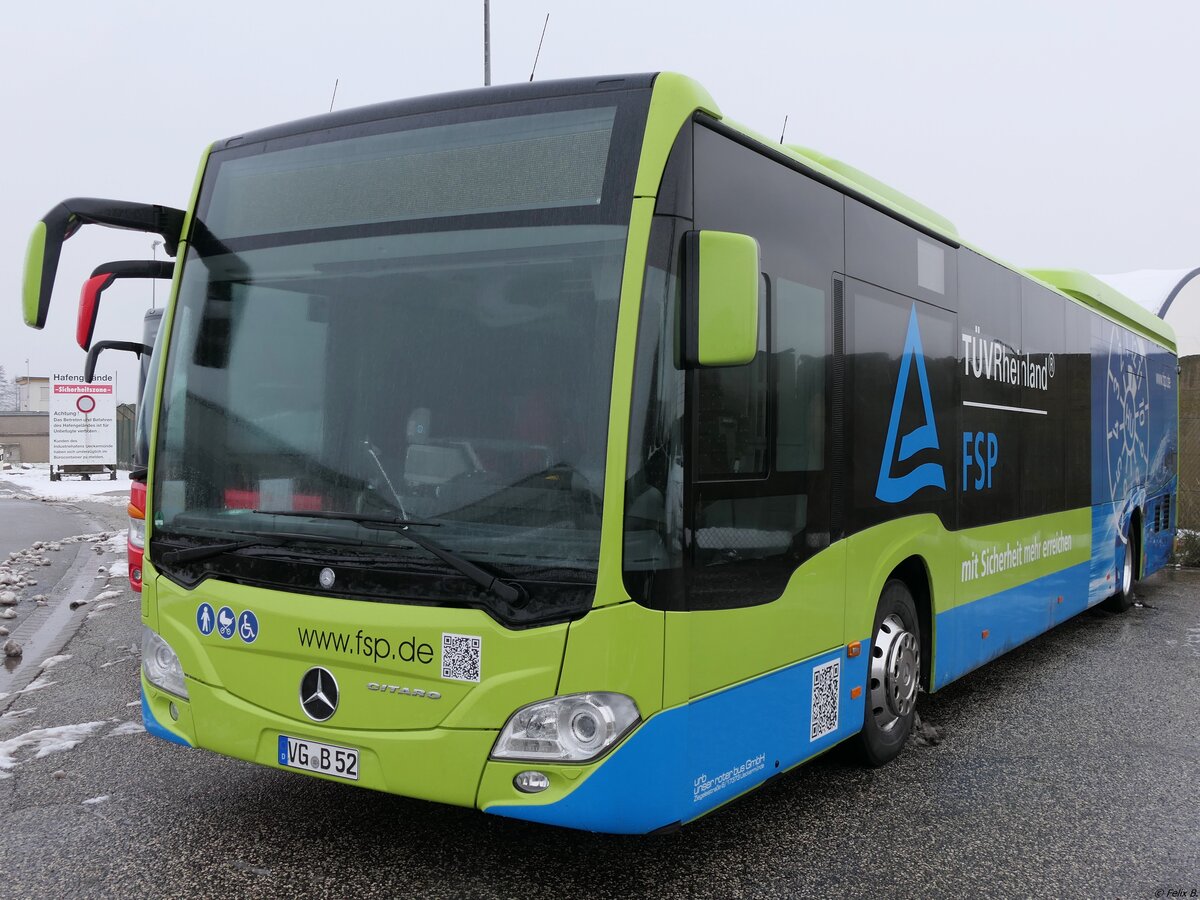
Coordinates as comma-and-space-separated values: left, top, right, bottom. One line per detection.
151, 95, 645, 621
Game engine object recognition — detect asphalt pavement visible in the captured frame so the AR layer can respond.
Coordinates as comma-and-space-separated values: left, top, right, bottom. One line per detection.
0, 494, 1196, 898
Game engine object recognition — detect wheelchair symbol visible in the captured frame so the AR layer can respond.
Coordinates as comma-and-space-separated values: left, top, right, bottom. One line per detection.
238, 610, 259, 644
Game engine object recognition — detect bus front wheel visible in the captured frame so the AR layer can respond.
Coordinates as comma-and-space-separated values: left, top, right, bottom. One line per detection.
855, 579, 921, 767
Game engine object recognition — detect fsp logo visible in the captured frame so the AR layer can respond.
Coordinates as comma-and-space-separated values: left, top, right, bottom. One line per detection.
875, 304, 947, 503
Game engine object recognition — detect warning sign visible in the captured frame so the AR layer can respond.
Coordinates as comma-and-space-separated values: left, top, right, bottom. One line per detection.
49, 374, 116, 466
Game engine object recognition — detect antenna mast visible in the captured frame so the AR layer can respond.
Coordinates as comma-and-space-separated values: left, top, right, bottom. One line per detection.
329, 78, 339, 113
484, 0, 492, 86
529, 13, 549, 81
779, 115, 788, 144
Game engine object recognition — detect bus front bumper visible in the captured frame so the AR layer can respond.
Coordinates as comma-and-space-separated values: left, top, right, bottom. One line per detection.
141, 675, 496, 808
141, 673, 677, 832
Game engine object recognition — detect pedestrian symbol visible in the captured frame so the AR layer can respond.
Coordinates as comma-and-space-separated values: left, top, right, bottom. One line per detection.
196, 602, 215, 636
238, 610, 259, 644
216, 606, 236, 640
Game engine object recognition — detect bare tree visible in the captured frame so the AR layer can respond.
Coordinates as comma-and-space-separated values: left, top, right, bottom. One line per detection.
0, 366, 17, 411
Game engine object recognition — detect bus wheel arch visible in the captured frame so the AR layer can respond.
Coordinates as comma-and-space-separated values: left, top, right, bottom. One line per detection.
1106, 508, 1141, 612
889, 555, 933, 693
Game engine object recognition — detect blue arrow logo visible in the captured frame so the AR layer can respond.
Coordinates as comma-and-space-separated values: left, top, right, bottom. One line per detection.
875, 304, 946, 503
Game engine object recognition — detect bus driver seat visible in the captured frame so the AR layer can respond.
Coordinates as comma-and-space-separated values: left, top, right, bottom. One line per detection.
403, 407, 477, 487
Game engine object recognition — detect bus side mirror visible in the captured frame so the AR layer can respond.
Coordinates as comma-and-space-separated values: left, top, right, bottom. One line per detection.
77, 260, 175, 350
85, 340, 151, 384
22, 198, 184, 329
683, 230, 760, 368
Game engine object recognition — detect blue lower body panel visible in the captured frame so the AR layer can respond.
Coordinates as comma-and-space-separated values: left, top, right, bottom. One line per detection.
487, 644, 869, 833
141, 686, 192, 748
934, 560, 1092, 690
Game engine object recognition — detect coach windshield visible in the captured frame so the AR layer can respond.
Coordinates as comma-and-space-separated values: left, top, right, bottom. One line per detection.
150, 91, 649, 626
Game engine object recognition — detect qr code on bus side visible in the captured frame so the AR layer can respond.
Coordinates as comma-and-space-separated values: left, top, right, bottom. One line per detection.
441, 632, 482, 683
810, 658, 840, 741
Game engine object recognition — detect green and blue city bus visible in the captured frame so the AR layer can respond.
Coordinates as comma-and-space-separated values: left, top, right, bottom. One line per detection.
21, 73, 1177, 834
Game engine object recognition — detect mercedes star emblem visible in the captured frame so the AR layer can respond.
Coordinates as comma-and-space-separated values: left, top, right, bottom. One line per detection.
299, 667, 339, 721
319, 567, 336, 589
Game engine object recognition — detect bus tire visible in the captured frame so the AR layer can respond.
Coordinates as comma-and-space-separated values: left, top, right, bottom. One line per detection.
1104, 525, 1138, 613
855, 579, 921, 767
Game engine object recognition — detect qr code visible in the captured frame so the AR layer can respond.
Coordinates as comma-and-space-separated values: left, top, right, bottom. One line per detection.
441, 632, 482, 683
810, 658, 841, 740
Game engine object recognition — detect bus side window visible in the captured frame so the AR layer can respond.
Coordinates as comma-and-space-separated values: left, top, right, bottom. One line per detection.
774, 277, 827, 473
696, 275, 769, 479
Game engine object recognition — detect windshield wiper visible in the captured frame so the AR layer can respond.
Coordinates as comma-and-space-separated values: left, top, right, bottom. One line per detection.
254, 509, 440, 528
253, 510, 525, 605
161, 538, 269, 565
158, 527, 371, 566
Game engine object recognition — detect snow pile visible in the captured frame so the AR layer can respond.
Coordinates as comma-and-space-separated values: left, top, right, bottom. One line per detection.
18, 674, 57, 695
99, 532, 127, 555
0, 718, 147, 779
100, 558, 129, 580
0, 721, 108, 778
0, 464, 128, 505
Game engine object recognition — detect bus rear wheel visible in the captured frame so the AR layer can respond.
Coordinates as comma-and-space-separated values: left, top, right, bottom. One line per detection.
1104, 525, 1138, 613
855, 579, 921, 767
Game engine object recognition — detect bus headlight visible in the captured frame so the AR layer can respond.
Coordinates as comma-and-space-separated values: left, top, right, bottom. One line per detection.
491, 693, 639, 762
128, 510, 145, 549
141, 626, 188, 699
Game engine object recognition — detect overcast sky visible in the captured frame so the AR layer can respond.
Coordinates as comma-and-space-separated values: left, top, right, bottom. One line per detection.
2, 1, 1197, 402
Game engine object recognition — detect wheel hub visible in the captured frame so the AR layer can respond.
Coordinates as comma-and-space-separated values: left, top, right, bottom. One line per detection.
869, 613, 920, 732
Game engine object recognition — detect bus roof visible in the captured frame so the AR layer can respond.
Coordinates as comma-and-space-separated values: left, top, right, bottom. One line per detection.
214, 74, 658, 150
206, 71, 1176, 353
1026, 268, 1176, 351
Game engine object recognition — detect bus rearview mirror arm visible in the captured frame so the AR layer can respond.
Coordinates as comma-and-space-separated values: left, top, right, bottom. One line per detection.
78, 260, 176, 351
23, 197, 185, 329
85, 340, 152, 384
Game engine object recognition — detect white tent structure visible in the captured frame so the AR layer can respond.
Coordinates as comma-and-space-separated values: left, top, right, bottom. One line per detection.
1096, 268, 1200, 356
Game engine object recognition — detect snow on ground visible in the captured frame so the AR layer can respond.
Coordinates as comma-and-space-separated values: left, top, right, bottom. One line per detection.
81, 795, 110, 805
39, 655, 71, 670
0, 464, 128, 505
99, 532, 126, 554
0, 721, 108, 778
0, 718, 147, 779
18, 674, 57, 695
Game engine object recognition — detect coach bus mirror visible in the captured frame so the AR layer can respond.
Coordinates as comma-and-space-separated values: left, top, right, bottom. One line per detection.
22, 198, 185, 330
683, 230, 760, 368
77, 260, 176, 351
84, 340, 151, 384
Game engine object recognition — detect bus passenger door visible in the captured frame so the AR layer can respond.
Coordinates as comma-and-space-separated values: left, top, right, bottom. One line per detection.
678, 123, 847, 702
